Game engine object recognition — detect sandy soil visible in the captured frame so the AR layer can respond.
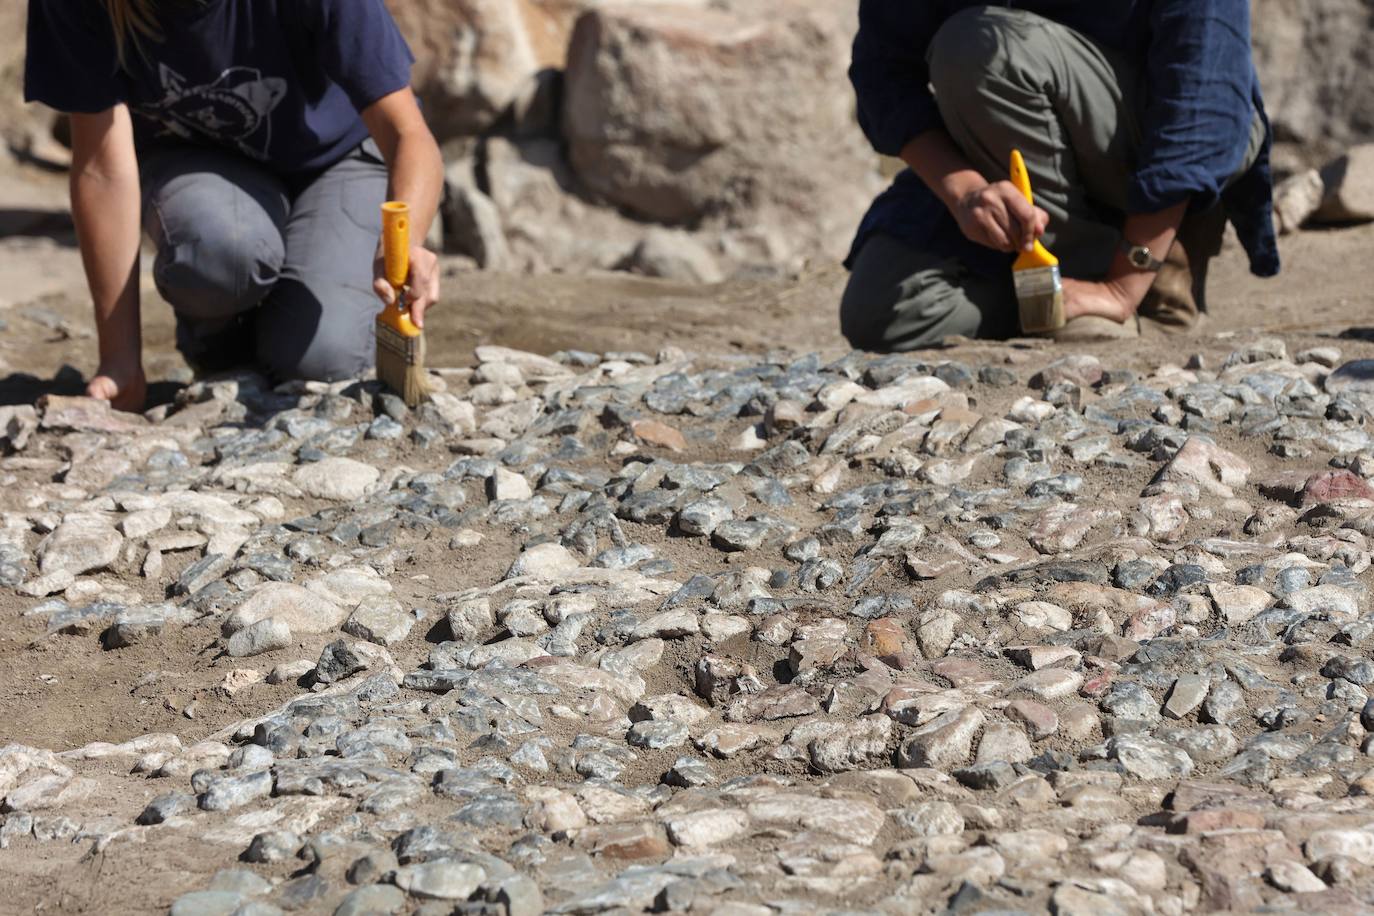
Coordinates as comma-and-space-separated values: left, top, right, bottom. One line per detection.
4, 156, 1374, 398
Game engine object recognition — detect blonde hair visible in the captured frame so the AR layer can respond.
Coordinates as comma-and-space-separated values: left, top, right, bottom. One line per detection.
104, 0, 162, 66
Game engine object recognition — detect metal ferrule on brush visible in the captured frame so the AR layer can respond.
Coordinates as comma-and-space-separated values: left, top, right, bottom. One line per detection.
1008, 149, 1066, 335
1012, 259, 1064, 335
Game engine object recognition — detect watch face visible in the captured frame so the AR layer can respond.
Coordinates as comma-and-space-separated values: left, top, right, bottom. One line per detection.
1129, 247, 1150, 269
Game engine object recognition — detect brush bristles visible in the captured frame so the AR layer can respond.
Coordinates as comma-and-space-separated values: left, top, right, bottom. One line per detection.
1014, 265, 1065, 334
375, 319, 429, 407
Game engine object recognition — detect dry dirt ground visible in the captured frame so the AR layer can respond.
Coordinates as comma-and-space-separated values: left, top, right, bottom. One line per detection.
4, 157, 1374, 401
3, 156, 1374, 914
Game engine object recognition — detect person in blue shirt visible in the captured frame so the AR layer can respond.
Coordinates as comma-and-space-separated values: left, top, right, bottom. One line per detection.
840, 1, 1279, 350
24, 0, 445, 411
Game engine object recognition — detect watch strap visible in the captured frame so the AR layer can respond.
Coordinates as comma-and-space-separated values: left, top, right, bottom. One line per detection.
1121, 240, 1165, 272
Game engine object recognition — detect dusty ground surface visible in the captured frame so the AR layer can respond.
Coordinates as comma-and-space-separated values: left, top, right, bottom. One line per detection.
6, 157, 1374, 395
3, 156, 1374, 915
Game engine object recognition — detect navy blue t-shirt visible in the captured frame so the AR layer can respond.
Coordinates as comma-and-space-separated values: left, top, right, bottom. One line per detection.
24, 0, 415, 174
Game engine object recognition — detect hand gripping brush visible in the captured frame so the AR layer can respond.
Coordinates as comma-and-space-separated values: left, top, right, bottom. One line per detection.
1008, 150, 1065, 334
376, 201, 429, 407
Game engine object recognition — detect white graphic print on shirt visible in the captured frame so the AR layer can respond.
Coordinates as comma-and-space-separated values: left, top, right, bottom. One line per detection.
139, 64, 287, 159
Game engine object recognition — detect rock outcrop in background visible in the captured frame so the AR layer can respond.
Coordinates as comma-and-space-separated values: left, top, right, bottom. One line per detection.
409, 0, 881, 280
1251, 0, 1374, 174
5, 0, 1374, 278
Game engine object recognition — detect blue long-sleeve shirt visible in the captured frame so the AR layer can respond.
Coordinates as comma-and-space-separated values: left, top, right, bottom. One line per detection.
848, 0, 1279, 279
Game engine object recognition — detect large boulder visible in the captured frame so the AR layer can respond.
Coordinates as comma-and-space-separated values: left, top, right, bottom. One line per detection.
478, 136, 643, 272
1251, 0, 1374, 173
561, 2, 877, 267
385, 0, 580, 139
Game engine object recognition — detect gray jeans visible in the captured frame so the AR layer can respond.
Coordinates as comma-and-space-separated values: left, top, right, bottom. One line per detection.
141, 140, 388, 381
841, 6, 1265, 350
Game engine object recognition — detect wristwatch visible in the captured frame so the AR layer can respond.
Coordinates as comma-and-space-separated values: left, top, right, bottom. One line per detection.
1121, 240, 1166, 272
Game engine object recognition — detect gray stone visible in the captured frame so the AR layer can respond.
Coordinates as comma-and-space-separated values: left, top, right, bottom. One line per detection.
343, 599, 414, 647
897, 706, 985, 770
137, 792, 196, 825
243, 830, 302, 864
391, 861, 486, 900
170, 891, 243, 916
491, 875, 544, 916
333, 885, 406, 916
227, 618, 293, 658
1201, 679, 1246, 725
38, 514, 122, 577
1107, 735, 1194, 781
893, 801, 964, 837
1162, 674, 1210, 719
676, 499, 734, 537
200, 770, 273, 812
626, 720, 689, 749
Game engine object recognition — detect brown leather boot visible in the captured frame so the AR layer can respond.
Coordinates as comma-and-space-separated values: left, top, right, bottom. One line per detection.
1138, 203, 1227, 335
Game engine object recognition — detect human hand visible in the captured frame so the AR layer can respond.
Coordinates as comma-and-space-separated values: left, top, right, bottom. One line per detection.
87, 356, 147, 413
952, 181, 1050, 253
373, 244, 440, 329
1062, 277, 1144, 324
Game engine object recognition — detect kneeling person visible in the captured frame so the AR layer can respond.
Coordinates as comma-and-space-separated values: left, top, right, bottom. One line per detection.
25, 0, 446, 410
840, 2, 1278, 350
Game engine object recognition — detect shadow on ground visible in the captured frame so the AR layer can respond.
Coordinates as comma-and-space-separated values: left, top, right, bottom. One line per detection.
0, 366, 182, 409
0, 207, 75, 243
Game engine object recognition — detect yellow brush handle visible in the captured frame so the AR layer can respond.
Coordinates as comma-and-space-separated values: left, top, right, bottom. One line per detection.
1009, 149, 1058, 269
1009, 149, 1034, 207
382, 201, 410, 290
380, 201, 420, 337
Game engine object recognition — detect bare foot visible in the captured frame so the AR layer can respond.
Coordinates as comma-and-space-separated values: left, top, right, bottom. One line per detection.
1062, 278, 1137, 324
87, 362, 147, 413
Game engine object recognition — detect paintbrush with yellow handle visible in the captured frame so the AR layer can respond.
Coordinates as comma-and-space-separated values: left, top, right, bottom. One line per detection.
1008, 150, 1065, 334
376, 201, 429, 407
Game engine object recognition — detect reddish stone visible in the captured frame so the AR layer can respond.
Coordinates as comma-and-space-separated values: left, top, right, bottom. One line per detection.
882, 651, 920, 671
580, 822, 671, 860
630, 419, 688, 451
1300, 469, 1374, 507
1147, 437, 1251, 498
1005, 699, 1059, 739
765, 399, 805, 433
937, 406, 982, 427
903, 397, 944, 417
1169, 809, 1268, 834
1079, 670, 1114, 698
1167, 780, 1269, 812
1124, 602, 1176, 641
862, 618, 908, 659
1032, 354, 1103, 389
931, 657, 994, 687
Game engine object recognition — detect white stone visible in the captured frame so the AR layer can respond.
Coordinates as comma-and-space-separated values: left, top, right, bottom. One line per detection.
506, 543, 580, 581
487, 467, 533, 502
37, 514, 122, 576
343, 598, 414, 647
224, 583, 348, 635
291, 458, 379, 501
665, 809, 750, 847
118, 507, 171, 540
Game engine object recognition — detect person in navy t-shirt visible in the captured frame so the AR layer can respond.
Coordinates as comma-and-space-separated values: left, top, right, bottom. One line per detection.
24, 0, 445, 410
